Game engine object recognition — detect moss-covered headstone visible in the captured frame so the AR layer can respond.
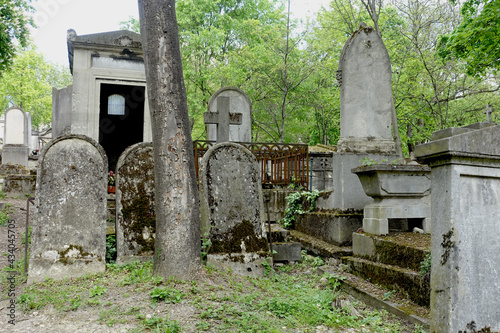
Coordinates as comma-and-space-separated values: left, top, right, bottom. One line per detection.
115, 142, 155, 264
199, 143, 268, 276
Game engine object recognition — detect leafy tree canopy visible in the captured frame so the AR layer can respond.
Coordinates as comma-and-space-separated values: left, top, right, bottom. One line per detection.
0, 46, 72, 127
439, 0, 500, 76
0, 0, 34, 73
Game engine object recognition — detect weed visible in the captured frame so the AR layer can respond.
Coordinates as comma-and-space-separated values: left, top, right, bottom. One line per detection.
0, 203, 13, 226
382, 290, 396, 301
89, 285, 107, 297
150, 286, 185, 303
201, 232, 211, 262
419, 251, 431, 276
142, 315, 181, 332
106, 234, 117, 264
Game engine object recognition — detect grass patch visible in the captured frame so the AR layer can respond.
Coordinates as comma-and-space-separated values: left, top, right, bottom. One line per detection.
9, 257, 425, 332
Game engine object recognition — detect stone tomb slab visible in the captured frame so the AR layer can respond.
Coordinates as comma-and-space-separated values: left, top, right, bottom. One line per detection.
199, 142, 267, 274
115, 142, 155, 264
416, 124, 500, 332
28, 135, 107, 284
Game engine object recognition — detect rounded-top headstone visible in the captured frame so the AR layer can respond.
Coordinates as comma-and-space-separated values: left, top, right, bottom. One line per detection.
207, 87, 252, 143
337, 24, 396, 153
28, 134, 107, 284
4, 106, 29, 145
199, 142, 266, 254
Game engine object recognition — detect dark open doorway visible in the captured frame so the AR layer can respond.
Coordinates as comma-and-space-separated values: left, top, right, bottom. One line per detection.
99, 83, 145, 171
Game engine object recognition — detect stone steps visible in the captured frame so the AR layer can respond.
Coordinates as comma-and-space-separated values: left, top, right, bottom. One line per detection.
352, 232, 430, 271
341, 256, 430, 307
317, 265, 430, 329
345, 232, 431, 307
289, 229, 352, 258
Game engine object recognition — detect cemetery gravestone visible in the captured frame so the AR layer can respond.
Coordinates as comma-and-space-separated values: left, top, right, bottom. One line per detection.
206, 87, 251, 143
336, 23, 396, 154
327, 23, 399, 211
28, 135, 107, 284
415, 124, 500, 333
115, 142, 155, 264
199, 142, 268, 276
2, 107, 30, 168
204, 96, 242, 143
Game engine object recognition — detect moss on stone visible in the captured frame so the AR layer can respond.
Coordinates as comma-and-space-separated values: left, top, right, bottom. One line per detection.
210, 220, 268, 254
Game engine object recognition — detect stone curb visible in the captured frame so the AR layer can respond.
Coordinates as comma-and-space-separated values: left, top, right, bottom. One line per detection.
317, 265, 429, 330
340, 277, 429, 330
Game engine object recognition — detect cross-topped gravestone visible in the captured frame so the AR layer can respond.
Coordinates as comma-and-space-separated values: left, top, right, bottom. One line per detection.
484, 104, 494, 122
204, 96, 242, 143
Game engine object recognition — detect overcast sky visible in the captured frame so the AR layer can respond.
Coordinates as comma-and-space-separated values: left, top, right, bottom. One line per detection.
31, 0, 330, 67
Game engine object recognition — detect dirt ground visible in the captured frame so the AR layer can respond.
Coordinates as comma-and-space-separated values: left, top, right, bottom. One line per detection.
0, 197, 420, 333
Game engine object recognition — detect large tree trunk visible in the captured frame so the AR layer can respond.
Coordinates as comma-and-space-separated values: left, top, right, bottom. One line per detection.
138, 0, 203, 280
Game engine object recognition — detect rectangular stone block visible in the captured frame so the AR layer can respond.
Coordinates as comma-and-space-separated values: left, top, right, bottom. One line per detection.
295, 212, 363, 246
416, 123, 500, 332
2, 145, 29, 168
272, 242, 302, 262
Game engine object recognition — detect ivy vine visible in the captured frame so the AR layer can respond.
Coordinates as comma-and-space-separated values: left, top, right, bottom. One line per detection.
280, 190, 320, 229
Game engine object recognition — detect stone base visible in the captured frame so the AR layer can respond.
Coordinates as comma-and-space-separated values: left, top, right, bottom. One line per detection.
28, 258, 105, 284
207, 253, 270, 277
3, 174, 36, 197
322, 152, 399, 210
337, 137, 397, 155
363, 198, 430, 235
295, 211, 363, 246
272, 242, 302, 262
2, 145, 29, 168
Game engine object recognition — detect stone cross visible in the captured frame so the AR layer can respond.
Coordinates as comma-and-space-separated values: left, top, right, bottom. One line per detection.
204, 96, 242, 143
484, 104, 494, 122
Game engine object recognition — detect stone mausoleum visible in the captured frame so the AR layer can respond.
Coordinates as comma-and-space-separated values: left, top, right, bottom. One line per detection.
52, 29, 152, 170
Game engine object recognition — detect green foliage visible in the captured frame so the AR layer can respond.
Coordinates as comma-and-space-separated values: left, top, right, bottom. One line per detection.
150, 287, 185, 304
11, 258, 415, 331
419, 251, 432, 276
119, 261, 164, 286
0, 46, 72, 127
106, 234, 117, 264
281, 190, 320, 229
201, 232, 211, 262
0, 207, 10, 226
0, 0, 34, 73
439, 0, 500, 76
142, 315, 181, 332
89, 285, 107, 298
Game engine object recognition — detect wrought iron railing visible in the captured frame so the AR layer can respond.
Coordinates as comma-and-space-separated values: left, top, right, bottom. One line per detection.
193, 140, 309, 189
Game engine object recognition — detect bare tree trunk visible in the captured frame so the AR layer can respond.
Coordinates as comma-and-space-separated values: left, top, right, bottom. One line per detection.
138, 0, 203, 280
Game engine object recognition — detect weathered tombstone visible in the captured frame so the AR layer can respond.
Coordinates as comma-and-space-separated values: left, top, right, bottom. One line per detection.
336, 23, 396, 154
2, 107, 30, 168
115, 142, 155, 264
199, 142, 268, 276
206, 87, 251, 143
327, 23, 399, 211
415, 123, 500, 332
28, 135, 107, 284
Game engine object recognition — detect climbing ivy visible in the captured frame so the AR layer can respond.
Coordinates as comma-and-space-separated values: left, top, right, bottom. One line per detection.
281, 190, 320, 229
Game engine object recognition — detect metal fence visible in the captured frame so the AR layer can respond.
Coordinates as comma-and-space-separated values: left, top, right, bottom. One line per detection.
193, 140, 309, 189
